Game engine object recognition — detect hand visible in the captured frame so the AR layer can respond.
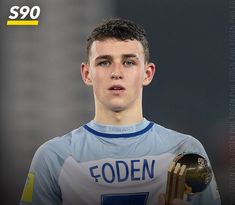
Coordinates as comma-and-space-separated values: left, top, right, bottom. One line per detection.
158, 194, 192, 205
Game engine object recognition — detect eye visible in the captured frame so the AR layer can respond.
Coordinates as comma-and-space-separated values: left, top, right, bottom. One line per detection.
97, 61, 111, 67
123, 60, 135, 67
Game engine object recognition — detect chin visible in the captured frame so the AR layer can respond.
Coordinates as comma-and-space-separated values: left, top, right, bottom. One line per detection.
111, 107, 125, 112
106, 100, 126, 112
109, 104, 126, 112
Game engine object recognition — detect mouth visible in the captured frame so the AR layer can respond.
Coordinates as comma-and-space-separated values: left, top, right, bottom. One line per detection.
108, 85, 125, 91
108, 85, 125, 95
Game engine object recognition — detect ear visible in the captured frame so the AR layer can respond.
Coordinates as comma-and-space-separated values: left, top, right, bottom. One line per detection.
143, 62, 156, 86
81, 62, 93, 86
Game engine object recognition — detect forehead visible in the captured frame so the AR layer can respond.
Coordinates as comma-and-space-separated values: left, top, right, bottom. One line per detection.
89, 38, 145, 61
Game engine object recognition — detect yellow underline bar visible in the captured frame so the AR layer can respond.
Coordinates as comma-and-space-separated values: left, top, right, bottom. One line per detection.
7, 20, 39, 26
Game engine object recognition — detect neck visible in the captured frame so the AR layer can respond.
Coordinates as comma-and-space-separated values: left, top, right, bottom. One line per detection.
94, 103, 144, 126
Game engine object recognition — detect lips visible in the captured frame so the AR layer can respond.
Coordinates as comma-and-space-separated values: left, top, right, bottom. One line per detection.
108, 85, 125, 90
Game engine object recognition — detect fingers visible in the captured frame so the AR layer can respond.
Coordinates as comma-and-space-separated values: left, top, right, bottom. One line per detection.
166, 161, 187, 205
171, 198, 192, 205
158, 194, 166, 205
158, 194, 192, 205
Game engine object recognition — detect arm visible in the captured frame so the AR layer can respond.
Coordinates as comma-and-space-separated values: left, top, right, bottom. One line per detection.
183, 138, 221, 205
160, 135, 221, 205
20, 143, 62, 205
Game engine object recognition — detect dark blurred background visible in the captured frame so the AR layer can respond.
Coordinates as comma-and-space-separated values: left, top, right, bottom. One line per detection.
0, 0, 228, 204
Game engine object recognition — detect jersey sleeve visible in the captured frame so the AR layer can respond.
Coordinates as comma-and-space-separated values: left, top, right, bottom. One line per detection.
19, 142, 63, 205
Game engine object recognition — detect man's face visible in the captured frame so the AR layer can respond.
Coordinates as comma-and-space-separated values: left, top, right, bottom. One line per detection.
81, 38, 155, 112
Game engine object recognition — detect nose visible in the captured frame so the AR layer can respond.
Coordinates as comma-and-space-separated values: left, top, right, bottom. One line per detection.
111, 72, 123, 79
110, 64, 123, 80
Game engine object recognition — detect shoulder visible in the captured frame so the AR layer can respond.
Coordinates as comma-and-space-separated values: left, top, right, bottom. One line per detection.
151, 122, 207, 155
152, 122, 194, 141
28, 126, 89, 181
31, 126, 86, 167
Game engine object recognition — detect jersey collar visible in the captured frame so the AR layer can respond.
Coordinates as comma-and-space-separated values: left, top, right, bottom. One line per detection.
83, 118, 154, 138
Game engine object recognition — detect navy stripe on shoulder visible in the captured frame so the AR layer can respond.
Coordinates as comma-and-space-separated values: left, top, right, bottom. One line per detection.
83, 122, 154, 138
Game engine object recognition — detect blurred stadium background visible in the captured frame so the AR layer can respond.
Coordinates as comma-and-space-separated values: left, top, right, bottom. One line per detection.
0, 0, 228, 204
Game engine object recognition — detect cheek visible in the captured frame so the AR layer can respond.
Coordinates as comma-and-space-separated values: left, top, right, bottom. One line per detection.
130, 71, 144, 85
91, 71, 103, 85
91, 73, 106, 94
128, 73, 144, 95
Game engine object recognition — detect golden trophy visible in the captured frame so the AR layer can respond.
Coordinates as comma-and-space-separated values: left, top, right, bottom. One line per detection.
165, 153, 212, 205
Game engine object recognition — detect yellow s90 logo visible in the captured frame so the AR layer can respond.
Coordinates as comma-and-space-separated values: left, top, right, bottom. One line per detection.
7, 6, 40, 26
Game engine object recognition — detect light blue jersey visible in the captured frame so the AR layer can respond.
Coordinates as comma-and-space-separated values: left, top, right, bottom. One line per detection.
20, 119, 221, 205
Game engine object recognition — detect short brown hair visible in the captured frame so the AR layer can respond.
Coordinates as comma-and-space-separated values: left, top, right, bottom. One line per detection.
85, 18, 150, 63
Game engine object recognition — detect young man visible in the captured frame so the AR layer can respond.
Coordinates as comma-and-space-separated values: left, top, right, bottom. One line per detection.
20, 18, 221, 205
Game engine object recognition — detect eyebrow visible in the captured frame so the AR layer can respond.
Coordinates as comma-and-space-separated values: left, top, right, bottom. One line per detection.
95, 55, 112, 61
122, 54, 139, 59
95, 54, 140, 61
